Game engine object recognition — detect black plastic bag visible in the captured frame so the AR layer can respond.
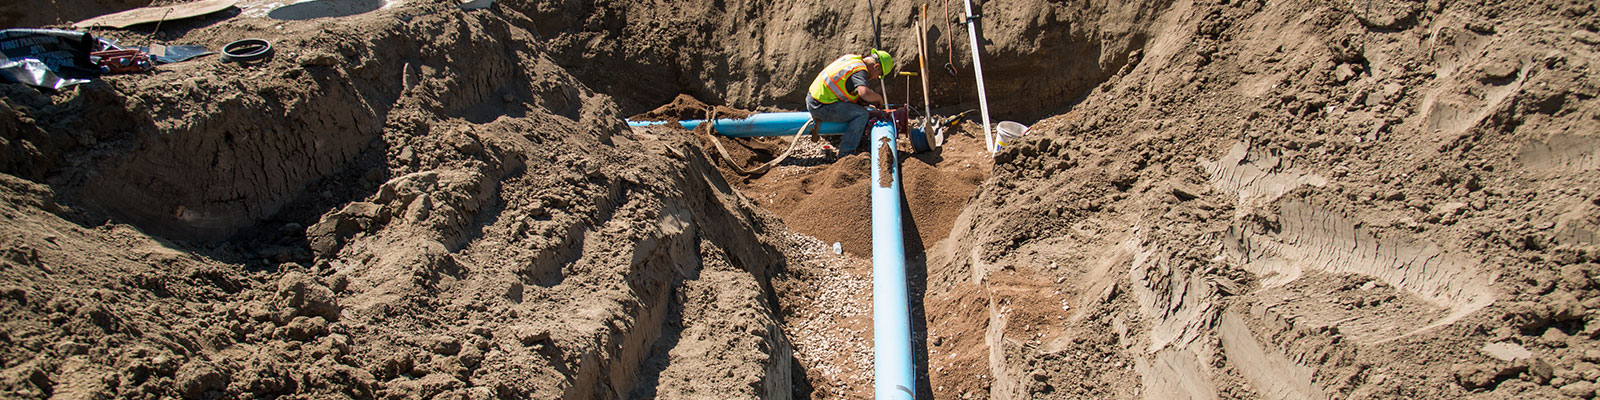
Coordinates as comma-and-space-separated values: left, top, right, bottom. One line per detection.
0, 29, 101, 89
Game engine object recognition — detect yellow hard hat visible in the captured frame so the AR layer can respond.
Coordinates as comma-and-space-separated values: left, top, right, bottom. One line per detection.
869, 49, 893, 75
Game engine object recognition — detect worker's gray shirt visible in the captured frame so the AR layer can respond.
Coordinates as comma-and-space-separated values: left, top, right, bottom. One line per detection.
806, 70, 870, 109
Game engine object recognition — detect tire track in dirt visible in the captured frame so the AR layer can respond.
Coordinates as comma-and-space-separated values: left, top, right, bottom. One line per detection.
1225, 199, 1496, 342
1202, 138, 1495, 342
1518, 134, 1600, 172
1126, 231, 1220, 400
1201, 141, 1327, 213
1218, 309, 1329, 400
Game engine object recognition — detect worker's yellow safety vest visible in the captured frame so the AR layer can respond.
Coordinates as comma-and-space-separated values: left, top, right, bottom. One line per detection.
808, 54, 868, 105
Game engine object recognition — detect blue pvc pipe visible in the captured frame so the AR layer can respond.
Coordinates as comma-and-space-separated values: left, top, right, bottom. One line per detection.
626, 112, 851, 137
869, 119, 915, 400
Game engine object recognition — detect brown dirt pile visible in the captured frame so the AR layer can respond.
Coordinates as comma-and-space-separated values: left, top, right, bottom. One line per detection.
731, 122, 991, 257
629, 93, 752, 123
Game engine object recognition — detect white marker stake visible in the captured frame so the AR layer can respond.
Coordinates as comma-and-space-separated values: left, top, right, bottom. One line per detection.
963, 0, 995, 152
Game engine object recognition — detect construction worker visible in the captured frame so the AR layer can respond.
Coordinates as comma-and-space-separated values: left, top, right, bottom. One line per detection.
807, 49, 892, 153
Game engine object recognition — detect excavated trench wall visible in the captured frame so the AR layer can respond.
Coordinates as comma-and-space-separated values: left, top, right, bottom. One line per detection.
525, 0, 1172, 121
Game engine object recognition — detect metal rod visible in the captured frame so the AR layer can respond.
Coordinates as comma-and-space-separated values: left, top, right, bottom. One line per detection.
146, 9, 173, 45
867, 0, 888, 107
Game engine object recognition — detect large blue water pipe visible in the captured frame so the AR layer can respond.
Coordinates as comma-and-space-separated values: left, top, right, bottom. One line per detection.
629, 110, 933, 153
869, 119, 916, 400
626, 112, 849, 137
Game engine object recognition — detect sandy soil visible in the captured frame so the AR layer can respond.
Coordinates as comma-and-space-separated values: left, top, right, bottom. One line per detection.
924, 0, 1600, 398
1, 0, 1598, 399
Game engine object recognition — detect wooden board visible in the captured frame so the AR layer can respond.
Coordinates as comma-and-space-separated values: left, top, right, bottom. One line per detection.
73, 0, 239, 29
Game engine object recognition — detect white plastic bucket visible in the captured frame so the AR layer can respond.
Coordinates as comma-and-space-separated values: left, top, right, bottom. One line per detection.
995, 121, 1028, 149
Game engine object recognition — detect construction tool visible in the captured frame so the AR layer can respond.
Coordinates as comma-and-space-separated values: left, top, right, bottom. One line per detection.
90, 49, 153, 73
871, 103, 931, 153
943, 0, 958, 77
961, 0, 995, 152
936, 110, 976, 129
928, 109, 975, 144
916, 4, 936, 147
866, 0, 889, 107
889, 83, 932, 152
899, 71, 915, 106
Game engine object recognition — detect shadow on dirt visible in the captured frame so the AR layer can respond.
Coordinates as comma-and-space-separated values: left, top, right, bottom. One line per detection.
900, 162, 934, 399
268, 0, 385, 21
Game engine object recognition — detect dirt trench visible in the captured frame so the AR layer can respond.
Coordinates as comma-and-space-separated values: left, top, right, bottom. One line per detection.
3, 0, 1600, 399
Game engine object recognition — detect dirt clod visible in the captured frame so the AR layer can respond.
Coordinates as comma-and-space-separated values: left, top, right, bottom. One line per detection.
176, 361, 227, 398
273, 272, 340, 323
1561, 381, 1597, 398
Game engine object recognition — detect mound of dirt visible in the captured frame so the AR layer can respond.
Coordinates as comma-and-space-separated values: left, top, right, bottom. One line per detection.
629, 93, 752, 123
730, 121, 991, 257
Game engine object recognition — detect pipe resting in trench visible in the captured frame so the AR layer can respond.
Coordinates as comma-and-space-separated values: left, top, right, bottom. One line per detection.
627, 112, 849, 137
869, 119, 915, 400
632, 112, 916, 397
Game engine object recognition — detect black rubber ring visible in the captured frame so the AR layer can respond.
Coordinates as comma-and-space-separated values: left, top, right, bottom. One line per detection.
221, 39, 273, 63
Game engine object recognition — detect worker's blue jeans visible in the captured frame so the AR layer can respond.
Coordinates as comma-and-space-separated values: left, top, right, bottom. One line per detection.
807, 100, 870, 152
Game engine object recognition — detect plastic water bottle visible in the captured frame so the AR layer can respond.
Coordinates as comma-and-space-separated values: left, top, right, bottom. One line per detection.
832, 242, 842, 255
